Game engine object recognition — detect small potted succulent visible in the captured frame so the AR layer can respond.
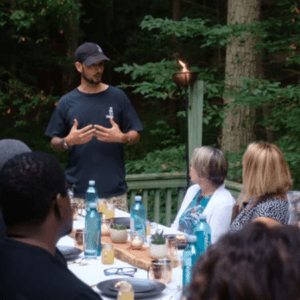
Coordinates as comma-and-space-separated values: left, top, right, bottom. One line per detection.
149, 230, 168, 259
110, 224, 128, 243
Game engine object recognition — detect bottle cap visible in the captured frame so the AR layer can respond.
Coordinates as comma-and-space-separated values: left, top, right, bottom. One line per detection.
89, 202, 97, 208
187, 235, 197, 243
135, 196, 142, 201
199, 214, 207, 220
89, 180, 95, 185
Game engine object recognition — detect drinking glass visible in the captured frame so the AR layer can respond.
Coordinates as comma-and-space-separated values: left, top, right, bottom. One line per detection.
74, 229, 84, 251
105, 203, 115, 219
101, 219, 111, 236
102, 244, 114, 265
146, 221, 151, 236
130, 231, 143, 250
83, 228, 100, 260
98, 198, 107, 214
166, 236, 178, 256
117, 282, 134, 300
68, 188, 74, 200
148, 258, 172, 285
71, 202, 78, 220
166, 255, 183, 293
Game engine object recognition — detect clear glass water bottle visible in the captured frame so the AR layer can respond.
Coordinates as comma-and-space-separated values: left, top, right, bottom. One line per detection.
130, 195, 146, 242
193, 214, 211, 257
85, 180, 98, 211
84, 202, 101, 259
182, 235, 198, 288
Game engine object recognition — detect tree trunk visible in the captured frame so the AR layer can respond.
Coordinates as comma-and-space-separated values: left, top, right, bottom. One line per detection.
62, 1, 80, 94
221, 0, 263, 152
172, 0, 181, 21
171, 0, 181, 47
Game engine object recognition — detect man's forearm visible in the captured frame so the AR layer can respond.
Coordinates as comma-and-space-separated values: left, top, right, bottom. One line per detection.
122, 131, 140, 145
50, 137, 68, 152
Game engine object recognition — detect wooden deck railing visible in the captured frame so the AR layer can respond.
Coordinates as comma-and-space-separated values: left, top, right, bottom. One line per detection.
125, 172, 243, 226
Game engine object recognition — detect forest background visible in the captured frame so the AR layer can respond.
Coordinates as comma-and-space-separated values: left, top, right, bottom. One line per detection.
0, 0, 300, 189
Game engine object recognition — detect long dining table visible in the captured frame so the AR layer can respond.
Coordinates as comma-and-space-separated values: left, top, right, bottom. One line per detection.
57, 208, 184, 300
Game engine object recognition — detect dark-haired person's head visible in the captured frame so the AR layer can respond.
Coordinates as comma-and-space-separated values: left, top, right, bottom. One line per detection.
0, 139, 32, 237
0, 152, 72, 238
188, 222, 300, 300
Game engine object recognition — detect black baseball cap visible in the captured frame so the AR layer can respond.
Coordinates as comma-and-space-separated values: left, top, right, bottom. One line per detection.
74, 42, 110, 66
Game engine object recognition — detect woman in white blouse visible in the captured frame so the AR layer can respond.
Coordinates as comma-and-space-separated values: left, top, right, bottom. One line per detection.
171, 146, 236, 243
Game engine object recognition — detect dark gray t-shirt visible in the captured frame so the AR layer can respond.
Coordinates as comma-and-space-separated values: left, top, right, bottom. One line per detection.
0, 237, 102, 300
45, 86, 143, 198
230, 197, 289, 232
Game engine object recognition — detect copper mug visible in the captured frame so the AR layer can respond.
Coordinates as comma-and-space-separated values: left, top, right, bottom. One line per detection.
74, 229, 84, 251
166, 236, 178, 257
148, 259, 172, 284
71, 202, 78, 220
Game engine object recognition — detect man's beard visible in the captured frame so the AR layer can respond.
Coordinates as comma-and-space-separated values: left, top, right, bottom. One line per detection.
82, 69, 101, 85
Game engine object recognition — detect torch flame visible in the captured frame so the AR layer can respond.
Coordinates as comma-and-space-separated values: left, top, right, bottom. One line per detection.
178, 60, 189, 72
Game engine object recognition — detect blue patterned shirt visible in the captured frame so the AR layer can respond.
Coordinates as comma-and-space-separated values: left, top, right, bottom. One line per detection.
178, 190, 212, 235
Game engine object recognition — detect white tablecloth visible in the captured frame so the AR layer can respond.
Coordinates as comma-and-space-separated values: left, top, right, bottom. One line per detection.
57, 209, 183, 300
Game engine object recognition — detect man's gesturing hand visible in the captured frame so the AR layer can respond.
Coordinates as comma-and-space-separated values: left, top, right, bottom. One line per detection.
94, 118, 125, 143
65, 119, 95, 146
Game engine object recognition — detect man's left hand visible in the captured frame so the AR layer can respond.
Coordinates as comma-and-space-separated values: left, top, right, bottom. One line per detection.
94, 118, 125, 143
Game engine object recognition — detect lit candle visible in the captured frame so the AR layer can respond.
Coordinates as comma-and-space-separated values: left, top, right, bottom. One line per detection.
132, 237, 142, 247
101, 224, 110, 236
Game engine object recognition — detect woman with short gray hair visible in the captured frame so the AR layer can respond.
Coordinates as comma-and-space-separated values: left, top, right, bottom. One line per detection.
171, 146, 236, 243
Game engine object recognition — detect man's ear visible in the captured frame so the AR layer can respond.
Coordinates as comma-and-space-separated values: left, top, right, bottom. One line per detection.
53, 194, 63, 219
75, 62, 83, 73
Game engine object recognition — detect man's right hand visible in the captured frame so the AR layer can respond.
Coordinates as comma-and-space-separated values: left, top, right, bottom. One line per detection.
64, 119, 95, 147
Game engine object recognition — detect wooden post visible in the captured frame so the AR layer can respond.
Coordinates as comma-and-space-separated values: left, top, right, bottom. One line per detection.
187, 80, 204, 165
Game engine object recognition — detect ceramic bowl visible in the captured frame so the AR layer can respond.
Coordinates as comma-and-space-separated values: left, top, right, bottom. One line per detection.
149, 243, 168, 259
110, 229, 128, 243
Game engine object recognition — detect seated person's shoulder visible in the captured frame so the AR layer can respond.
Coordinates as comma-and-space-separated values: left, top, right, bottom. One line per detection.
0, 238, 100, 300
252, 197, 288, 224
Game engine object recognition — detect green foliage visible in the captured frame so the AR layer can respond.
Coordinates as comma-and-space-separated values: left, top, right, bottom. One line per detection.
225, 150, 244, 184
151, 229, 165, 245
125, 145, 186, 175
0, 74, 59, 127
223, 77, 300, 189
115, 60, 179, 100
115, 60, 225, 134
119, 0, 300, 192
140, 4, 300, 55
0, 0, 81, 43
112, 224, 127, 230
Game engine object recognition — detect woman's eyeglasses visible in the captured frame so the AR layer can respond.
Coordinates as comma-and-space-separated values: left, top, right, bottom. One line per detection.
104, 267, 137, 277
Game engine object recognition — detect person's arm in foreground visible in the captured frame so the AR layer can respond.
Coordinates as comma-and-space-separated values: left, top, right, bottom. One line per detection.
252, 217, 282, 227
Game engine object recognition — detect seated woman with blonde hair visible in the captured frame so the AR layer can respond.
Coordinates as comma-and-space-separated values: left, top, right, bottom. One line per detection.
230, 142, 292, 231
171, 146, 236, 243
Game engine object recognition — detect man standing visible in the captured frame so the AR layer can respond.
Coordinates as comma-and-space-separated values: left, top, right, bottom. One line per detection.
45, 42, 143, 211
0, 152, 102, 299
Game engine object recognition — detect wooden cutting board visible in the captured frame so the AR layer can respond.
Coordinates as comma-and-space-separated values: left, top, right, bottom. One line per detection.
68, 230, 178, 271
